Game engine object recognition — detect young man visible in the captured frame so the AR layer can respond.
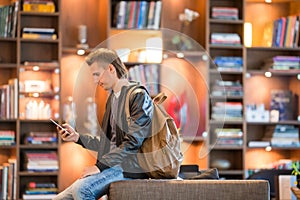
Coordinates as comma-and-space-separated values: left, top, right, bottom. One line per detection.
53, 48, 154, 200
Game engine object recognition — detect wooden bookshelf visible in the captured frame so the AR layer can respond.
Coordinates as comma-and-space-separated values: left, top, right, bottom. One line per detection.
0, 0, 62, 198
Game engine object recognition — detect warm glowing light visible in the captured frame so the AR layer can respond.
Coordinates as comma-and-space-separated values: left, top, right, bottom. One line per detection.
244, 22, 252, 47
33, 66, 39, 71
265, 0, 272, 3
265, 71, 272, 77
146, 37, 163, 63
297, 74, 300, 80
265, 146, 272, 152
77, 49, 85, 56
32, 93, 39, 97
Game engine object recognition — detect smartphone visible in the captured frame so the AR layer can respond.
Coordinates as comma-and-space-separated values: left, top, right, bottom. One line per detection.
50, 119, 70, 136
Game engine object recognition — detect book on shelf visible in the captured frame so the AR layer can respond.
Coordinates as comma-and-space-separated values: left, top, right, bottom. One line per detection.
113, 1, 162, 30
215, 128, 243, 146
248, 141, 271, 148
128, 64, 160, 96
264, 56, 300, 71
211, 80, 243, 97
0, 130, 15, 146
23, 194, 57, 200
211, 6, 239, 20
24, 131, 58, 145
265, 14, 300, 48
0, 78, 18, 119
270, 125, 300, 147
24, 181, 58, 197
22, 27, 57, 40
270, 90, 296, 121
213, 56, 243, 72
24, 151, 58, 172
0, 1, 19, 38
0, 159, 17, 200
211, 102, 243, 121
210, 33, 241, 46
22, 0, 56, 13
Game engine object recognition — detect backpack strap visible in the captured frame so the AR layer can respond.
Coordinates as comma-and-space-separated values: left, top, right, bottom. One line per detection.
153, 92, 167, 104
124, 85, 144, 124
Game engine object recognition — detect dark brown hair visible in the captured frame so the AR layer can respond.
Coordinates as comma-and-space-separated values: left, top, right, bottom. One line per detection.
85, 48, 128, 79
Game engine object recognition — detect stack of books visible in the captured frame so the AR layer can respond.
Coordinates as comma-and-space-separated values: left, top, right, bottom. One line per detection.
128, 64, 160, 96
270, 125, 300, 147
0, 1, 19, 38
211, 33, 241, 46
0, 130, 15, 146
23, 182, 57, 200
211, 7, 239, 20
24, 151, 58, 172
215, 128, 243, 146
24, 131, 57, 145
211, 102, 243, 121
23, 0, 56, 13
264, 56, 300, 71
213, 56, 243, 72
211, 80, 243, 97
113, 1, 162, 29
22, 27, 57, 40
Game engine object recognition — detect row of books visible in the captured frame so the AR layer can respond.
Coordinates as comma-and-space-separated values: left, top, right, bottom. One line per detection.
214, 128, 243, 146
128, 64, 160, 96
211, 102, 243, 121
23, 181, 58, 200
0, 130, 15, 146
23, 0, 56, 13
24, 151, 58, 172
211, 6, 239, 20
0, 158, 17, 200
113, 1, 162, 29
0, 1, 19, 38
0, 78, 18, 119
210, 33, 241, 46
270, 125, 299, 147
263, 15, 300, 48
248, 125, 299, 148
211, 80, 243, 97
22, 27, 57, 40
213, 56, 243, 72
24, 131, 57, 145
264, 55, 300, 71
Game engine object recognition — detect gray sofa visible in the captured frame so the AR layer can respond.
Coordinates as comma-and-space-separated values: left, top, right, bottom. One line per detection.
107, 179, 270, 200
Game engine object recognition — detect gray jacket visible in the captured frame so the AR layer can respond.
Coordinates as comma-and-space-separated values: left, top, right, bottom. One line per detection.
76, 83, 153, 178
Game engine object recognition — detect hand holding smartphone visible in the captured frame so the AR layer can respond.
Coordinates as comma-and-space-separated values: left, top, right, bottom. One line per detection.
50, 119, 70, 136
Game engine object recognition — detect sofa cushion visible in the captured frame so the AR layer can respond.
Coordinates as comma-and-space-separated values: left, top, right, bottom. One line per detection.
108, 179, 270, 200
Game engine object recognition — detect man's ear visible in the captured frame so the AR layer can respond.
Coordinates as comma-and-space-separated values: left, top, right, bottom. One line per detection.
108, 64, 116, 73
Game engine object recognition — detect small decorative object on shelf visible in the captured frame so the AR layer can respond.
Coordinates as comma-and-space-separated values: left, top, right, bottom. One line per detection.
292, 161, 300, 189
172, 8, 199, 50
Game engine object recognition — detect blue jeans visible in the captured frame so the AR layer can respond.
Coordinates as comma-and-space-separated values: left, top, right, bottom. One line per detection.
53, 165, 131, 200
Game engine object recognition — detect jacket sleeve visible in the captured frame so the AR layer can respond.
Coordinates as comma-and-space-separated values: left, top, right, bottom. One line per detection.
96, 89, 153, 171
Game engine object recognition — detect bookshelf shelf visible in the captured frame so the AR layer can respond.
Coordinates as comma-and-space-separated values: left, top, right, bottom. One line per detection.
20, 144, 58, 149
209, 44, 243, 49
19, 171, 58, 176
210, 145, 244, 150
209, 120, 244, 125
20, 38, 60, 43
20, 11, 60, 17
